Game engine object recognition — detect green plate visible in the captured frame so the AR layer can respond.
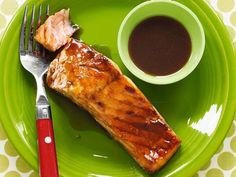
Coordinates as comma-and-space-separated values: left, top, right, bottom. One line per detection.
0, 0, 236, 176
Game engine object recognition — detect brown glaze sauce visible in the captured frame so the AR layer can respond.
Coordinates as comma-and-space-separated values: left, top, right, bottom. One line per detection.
129, 16, 192, 76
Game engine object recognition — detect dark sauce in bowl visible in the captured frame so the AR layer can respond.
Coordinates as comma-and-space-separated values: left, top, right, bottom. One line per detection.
128, 16, 192, 76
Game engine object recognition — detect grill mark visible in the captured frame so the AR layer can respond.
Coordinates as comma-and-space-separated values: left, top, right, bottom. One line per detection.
120, 90, 146, 105
125, 111, 148, 119
101, 110, 148, 126
112, 118, 144, 136
115, 116, 168, 135
131, 120, 168, 135
112, 125, 172, 153
120, 99, 157, 116
78, 58, 111, 72
125, 85, 135, 94
126, 110, 134, 115
112, 126, 159, 148
90, 94, 96, 100
97, 101, 105, 108
111, 118, 163, 140
111, 117, 178, 149
95, 95, 156, 120
66, 63, 115, 76
114, 128, 175, 158
101, 96, 158, 120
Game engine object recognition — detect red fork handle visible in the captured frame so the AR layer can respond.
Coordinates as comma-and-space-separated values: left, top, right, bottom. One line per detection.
36, 118, 59, 177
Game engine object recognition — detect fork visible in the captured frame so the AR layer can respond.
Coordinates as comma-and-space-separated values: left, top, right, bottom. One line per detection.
20, 5, 59, 177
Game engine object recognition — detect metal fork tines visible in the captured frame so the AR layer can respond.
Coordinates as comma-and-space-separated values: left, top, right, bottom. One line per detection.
20, 4, 50, 107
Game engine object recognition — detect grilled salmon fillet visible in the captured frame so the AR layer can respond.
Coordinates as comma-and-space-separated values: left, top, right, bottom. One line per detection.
34, 9, 78, 51
47, 38, 181, 173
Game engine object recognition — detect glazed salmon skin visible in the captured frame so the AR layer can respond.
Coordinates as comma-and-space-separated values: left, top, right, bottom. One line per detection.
46, 38, 181, 173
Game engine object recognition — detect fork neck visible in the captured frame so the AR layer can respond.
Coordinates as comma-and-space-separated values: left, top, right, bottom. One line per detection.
35, 75, 51, 119
35, 75, 49, 105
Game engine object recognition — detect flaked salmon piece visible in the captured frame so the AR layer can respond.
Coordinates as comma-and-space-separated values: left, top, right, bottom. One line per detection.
34, 9, 78, 52
47, 38, 181, 173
